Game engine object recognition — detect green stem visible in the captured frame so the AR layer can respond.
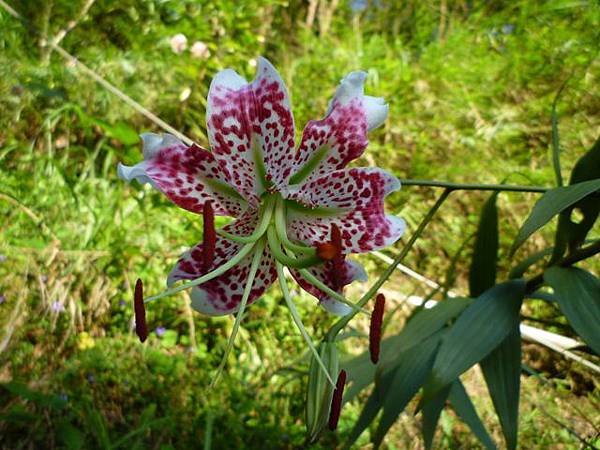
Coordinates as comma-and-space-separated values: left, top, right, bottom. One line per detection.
400, 179, 548, 193
326, 188, 452, 340
274, 196, 317, 256
210, 239, 266, 387
144, 242, 256, 303
217, 195, 276, 244
267, 226, 322, 269
276, 261, 335, 387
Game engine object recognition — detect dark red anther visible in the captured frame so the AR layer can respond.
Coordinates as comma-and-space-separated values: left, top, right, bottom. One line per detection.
369, 293, 385, 364
202, 201, 216, 272
134, 278, 148, 343
328, 369, 347, 431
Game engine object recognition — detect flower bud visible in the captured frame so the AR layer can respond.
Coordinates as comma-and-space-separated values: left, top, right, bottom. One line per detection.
305, 341, 339, 442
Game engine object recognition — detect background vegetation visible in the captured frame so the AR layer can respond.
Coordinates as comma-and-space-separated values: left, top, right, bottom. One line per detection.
0, 0, 598, 448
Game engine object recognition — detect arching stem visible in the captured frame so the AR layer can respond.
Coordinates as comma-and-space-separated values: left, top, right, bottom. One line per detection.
210, 238, 266, 387
276, 261, 335, 387
144, 242, 256, 303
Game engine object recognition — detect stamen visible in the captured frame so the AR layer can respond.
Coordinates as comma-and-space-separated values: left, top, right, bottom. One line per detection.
328, 369, 347, 430
144, 242, 255, 303
276, 262, 335, 387
134, 278, 148, 342
369, 293, 385, 364
202, 201, 216, 272
210, 239, 266, 387
267, 226, 323, 269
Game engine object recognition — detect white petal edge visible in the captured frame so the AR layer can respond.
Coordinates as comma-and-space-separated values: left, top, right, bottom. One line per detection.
384, 215, 407, 247
320, 298, 352, 316
327, 71, 389, 130
364, 95, 389, 131
190, 286, 235, 316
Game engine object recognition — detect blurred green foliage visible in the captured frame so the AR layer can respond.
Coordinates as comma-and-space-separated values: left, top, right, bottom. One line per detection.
0, 0, 598, 448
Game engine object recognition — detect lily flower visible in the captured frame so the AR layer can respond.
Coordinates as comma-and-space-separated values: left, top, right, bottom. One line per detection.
118, 57, 404, 383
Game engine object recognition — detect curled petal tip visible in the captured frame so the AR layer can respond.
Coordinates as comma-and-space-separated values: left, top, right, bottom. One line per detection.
134, 278, 148, 343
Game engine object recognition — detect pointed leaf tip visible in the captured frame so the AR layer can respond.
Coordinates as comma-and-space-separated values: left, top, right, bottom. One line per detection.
134, 279, 148, 343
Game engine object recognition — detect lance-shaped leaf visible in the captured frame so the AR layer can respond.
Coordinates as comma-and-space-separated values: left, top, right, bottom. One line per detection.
448, 381, 497, 450
343, 297, 470, 403
544, 267, 600, 354
511, 179, 600, 255
345, 331, 443, 449
469, 192, 499, 297
428, 280, 526, 394
420, 383, 452, 450
371, 332, 444, 448
480, 326, 521, 450
551, 138, 600, 262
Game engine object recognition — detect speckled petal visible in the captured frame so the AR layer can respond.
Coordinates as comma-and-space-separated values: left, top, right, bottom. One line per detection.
207, 57, 296, 200
290, 260, 367, 316
167, 211, 276, 316
286, 168, 405, 253
118, 133, 245, 216
289, 71, 388, 185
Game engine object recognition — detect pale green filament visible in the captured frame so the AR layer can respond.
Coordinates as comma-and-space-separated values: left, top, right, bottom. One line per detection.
217, 194, 276, 244
210, 238, 266, 388
144, 242, 256, 303
274, 196, 317, 256
276, 261, 335, 387
266, 226, 322, 269
297, 266, 369, 316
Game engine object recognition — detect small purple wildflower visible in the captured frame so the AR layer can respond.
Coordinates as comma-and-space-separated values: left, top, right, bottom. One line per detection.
350, 0, 368, 13
51, 301, 65, 313
0, 295, 5, 305
502, 24, 515, 34
0, 254, 6, 263
155, 326, 166, 337
86, 373, 95, 383
58, 393, 69, 402
119, 299, 127, 307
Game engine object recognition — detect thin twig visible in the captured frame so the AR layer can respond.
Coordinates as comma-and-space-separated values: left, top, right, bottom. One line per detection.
400, 178, 549, 193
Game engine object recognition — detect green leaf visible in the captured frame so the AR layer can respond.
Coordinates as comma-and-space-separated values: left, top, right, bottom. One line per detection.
448, 381, 497, 450
372, 332, 444, 448
544, 267, 600, 354
511, 179, 600, 254
480, 326, 521, 450
345, 331, 443, 449
551, 138, 600, 261
509, 246, 554, 279
421, 384, 451, 450
392, 297, 471, 356
469, 192, 499, 297
428, 280, 526, 393
550, 89, 564, 187
57, 422, 84, 450
343, 298, 470, 403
